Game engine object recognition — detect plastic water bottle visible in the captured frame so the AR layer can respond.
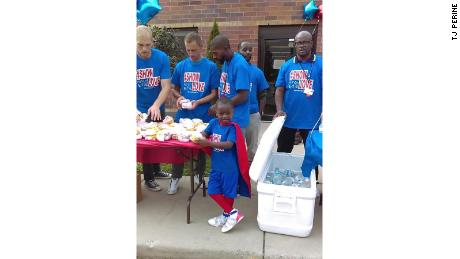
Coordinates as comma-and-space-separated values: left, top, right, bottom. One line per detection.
264, 172, 274, 184
294, 174, 305, 183
273, 168, 283, 185
265, 172, 274, 181
285, 169, 292, 177
282, 176, 294, 186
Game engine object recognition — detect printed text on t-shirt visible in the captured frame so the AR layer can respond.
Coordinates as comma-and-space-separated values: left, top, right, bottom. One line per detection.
220, 72, 230, 95
289, 70, 314, 94
137, 68, 160, 88
184, 72, 206, 92
211, 133, 224, 152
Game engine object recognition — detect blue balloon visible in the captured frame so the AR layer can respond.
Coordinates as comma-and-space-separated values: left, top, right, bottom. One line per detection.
137, 0, 162, 25
303, 0, 318, 21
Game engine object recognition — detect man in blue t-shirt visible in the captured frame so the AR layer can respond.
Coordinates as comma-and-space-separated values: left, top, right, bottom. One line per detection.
137, 25, 173, 192
167, 32, 220, 195
209, 35, 250, 134
237, 40, 269, 162
274, 30, 322, 153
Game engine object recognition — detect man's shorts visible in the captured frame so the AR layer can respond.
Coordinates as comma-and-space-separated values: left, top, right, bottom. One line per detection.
207, 170, 239, 198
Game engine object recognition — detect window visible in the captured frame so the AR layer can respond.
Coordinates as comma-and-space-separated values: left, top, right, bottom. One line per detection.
172, 27, 199, 54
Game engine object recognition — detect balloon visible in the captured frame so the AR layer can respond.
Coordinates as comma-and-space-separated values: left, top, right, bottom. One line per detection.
137, 0, 162, 25
303, 0, 318, 21
315, 4, 323, 19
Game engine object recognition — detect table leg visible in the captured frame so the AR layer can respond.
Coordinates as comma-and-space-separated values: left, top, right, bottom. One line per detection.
186, 150, 209, 224
187, 150, 194, 224
315, 166, 322, 206
202, 173, 206, 197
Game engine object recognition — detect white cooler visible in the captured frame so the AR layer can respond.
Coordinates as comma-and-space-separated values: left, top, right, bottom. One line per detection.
249, 116, 317, 237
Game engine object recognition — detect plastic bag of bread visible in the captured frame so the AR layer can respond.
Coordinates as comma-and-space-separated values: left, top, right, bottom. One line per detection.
192, 118, 203, 125
178, 131, 192, 142
179, 118, 194, 130
180, 99, 193, 109
195, 124, 207, 133
163, 115, 174, 124
190, 132, 204, 143
145, 135, 156, 140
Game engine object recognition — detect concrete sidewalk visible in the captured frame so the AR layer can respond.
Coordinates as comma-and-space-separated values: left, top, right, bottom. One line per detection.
137, 121, 322, 258
137, 177, 322, 259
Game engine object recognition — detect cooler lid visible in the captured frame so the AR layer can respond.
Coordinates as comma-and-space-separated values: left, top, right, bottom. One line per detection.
249, 116, 286, 182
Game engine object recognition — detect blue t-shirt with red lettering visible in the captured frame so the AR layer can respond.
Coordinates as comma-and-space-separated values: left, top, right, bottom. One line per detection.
204, 118, 238, 173
275, 55, 322, 129
172, 57, 220, 122
248, 64, 269, 114
219, 53, 250, 128
136, 48, 171, 113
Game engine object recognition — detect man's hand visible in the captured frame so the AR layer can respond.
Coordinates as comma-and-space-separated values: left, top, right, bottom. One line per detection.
273, 111, 286, 118
208, 104, 217, 117
176, 96, 185, 109
148, 105, 162, 121
190, 101, 199, 110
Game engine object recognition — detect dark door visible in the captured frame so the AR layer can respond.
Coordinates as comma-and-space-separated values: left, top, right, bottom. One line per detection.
258, 25, 318, 121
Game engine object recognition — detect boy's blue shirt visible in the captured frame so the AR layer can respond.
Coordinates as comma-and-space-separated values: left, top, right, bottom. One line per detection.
204, 118, 238, 173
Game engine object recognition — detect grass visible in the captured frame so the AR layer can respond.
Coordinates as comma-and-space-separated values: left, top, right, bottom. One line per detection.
137, 157, 211, 176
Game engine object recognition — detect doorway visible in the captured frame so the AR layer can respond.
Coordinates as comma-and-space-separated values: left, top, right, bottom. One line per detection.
258, 24, 318, 121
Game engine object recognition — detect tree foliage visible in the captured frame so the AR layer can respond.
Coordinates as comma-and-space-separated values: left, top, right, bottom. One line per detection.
149, 25, 186, 72
206, 20, 221, 62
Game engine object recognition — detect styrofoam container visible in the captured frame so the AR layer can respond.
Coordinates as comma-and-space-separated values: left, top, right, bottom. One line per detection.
250, 116, 317, 237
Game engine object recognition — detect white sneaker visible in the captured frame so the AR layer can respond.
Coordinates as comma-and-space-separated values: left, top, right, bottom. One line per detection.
221, 209, 244, 233
208, 213, 228, 227
167, 178, 180, 195
194, 174, 205, 189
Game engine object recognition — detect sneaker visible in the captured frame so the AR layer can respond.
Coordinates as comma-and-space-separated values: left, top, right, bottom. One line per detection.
208, 213, 228, 227
194, 174, 205, 189
221, 209, 244, 233
145, 180, 162, 192
155, 171, 172, 179
167, 178, 180, 195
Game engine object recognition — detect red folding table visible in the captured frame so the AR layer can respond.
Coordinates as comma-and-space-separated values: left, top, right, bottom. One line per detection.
137, 139, 208, 224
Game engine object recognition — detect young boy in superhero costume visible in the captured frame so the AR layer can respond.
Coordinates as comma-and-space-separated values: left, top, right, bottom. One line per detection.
196, 98, 251, 233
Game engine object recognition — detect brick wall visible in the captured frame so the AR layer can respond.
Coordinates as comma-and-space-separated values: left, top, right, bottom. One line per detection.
150, 0, 323, 64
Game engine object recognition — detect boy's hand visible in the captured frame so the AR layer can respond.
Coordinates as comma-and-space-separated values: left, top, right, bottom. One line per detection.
195, 138, 210, 147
